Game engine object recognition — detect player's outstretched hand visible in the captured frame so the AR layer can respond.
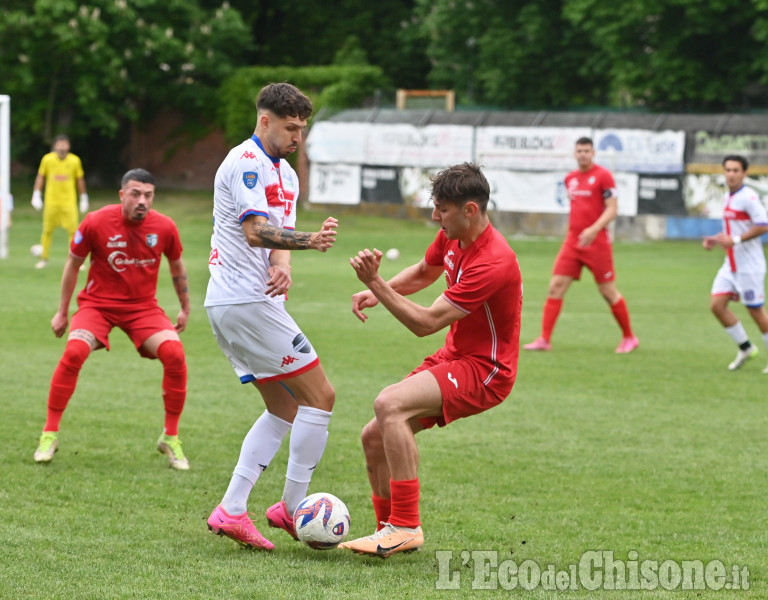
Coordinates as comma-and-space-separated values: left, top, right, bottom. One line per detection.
310, 217, 338, 252
175, 309, 189, 333
702, 235, 717, 250
351, 289, 379, 323
266, 263, 292, 297
350, 248, 383, 285
51, 311, 69, 338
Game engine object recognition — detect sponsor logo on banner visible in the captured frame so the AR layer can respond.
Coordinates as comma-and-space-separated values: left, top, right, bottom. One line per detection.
592, 129, 685, 173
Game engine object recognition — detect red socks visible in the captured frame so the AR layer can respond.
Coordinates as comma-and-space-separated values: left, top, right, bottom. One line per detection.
44, 339, 91, 432
156, 340, 187, 436
541, 297, 563, 342
371, 493, 392, 531
610, 297, 634, 338
388, 478, 420, 529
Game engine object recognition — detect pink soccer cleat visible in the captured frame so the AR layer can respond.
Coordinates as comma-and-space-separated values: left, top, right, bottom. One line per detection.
207, 505, 274, 551
616, 336, 639, 354
266, 500, 299, 540
523, 337, 552, 351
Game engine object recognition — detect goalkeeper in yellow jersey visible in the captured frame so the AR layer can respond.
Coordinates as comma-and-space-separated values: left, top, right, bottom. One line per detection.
30, 134, 88, 269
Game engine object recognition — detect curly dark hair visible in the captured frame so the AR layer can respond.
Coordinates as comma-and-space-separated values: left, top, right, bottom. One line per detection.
430, 162, 490, 211
257, 82, 313, 120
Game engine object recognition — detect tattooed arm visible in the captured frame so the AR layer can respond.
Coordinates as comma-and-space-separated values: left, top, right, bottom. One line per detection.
241, 214, 338, 252
168, 257, 191, 333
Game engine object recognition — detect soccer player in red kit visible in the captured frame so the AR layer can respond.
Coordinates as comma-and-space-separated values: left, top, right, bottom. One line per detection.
341, 163, 522, 558
524, 137, 638, 353
33, 168, 192, 470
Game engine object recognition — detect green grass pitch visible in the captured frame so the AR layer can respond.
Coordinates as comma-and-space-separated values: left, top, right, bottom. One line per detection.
1, 188, 766, 599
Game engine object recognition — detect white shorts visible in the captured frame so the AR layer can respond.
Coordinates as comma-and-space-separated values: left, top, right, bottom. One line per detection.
206, 301, 319, 384
711, 263, 766, 307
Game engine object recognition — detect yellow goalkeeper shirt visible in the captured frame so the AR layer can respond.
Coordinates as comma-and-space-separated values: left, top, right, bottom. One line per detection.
38, 152, 84, 206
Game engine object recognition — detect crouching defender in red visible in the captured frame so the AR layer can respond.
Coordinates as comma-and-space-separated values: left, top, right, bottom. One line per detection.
33, 168, 191, 470
342, 163, 522, 558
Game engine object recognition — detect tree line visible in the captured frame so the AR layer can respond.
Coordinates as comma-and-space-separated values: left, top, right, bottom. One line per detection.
2, 0, 767, 179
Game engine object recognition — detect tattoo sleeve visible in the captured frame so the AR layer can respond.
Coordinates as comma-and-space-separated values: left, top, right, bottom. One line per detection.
248, 222, 314, 250
173, 271, 190, 308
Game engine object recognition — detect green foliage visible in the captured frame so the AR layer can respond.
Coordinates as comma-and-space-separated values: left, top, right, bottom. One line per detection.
562, 0, 767, 110
0, 0, 251, 165
217, 65, 390, 144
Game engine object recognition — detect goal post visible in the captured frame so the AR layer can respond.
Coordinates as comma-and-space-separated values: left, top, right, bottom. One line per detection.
0, 94, 11, 259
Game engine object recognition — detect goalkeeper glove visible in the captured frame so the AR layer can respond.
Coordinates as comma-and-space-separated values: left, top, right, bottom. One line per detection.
31, 190, 43, 211
79, 193, 89, 214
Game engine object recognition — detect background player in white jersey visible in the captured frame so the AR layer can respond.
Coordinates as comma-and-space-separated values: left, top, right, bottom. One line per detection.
703, 155, 768, 371
205, 82, 339, 551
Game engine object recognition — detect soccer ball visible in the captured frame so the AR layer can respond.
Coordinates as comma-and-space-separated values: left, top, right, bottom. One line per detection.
30, 244, 43, 257
385, 248, 400, 260
293, 492, 351, 550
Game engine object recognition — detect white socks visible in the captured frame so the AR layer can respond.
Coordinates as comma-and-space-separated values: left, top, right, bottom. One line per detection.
220, 406, 332, 516
222, 410, 291, 515
283, 405, 332, 514
725, 322, 750, 346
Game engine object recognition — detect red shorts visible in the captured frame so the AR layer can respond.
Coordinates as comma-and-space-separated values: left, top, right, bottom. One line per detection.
553, 231, 616, 284
410, 349, 506, 429
71, 304, 175, 358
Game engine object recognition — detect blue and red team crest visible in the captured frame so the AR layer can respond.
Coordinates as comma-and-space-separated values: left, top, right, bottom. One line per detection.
243, 171, 258, 189
145, 233, 158, 248
294, 496, 334, 528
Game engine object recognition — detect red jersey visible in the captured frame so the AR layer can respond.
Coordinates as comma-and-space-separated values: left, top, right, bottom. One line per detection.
71, 204, 183, 308
565, 164, 617, 234
424, 224, 522, 398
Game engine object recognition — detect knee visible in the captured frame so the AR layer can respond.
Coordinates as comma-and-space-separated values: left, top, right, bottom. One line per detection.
372, 387, 401, 425
157, 340, 186, 373
322, 381, 336, 410
61, 339, 90, 372
361, 419, 384, 456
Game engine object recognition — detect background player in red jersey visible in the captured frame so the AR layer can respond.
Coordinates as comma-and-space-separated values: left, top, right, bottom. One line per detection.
341, 163, 522, 558
33, 168, 192, 470
524, 137, 638, 353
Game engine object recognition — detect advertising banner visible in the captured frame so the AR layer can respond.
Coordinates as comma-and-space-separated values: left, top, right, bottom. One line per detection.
637, 175, 686, 215
306, 122, 367, 164
402, 168, 638, 216
592, 129, 685, 174
689, 131, 768, 169
475, 127, 590, 170
360, 165, 403, 204
484, 170, 638, 216
363, 124, 474, 167
308, 163, 361, 205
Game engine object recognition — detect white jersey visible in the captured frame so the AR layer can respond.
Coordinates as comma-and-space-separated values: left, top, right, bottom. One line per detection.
205, 135, 299, 306
722, 185, 768, 273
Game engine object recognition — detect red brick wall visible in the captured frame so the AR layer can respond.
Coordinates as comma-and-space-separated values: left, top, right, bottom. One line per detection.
124, 110, 230, 190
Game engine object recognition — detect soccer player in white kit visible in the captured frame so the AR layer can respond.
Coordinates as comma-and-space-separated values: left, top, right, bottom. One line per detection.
703, 155, 768, 372
205, 83, 339, 551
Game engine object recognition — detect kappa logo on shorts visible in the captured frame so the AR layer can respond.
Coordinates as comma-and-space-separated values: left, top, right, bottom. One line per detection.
447, 372, 458, 389
281, 355, 298, 367
292, 333, 312, 354
243, 171, 258, 189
